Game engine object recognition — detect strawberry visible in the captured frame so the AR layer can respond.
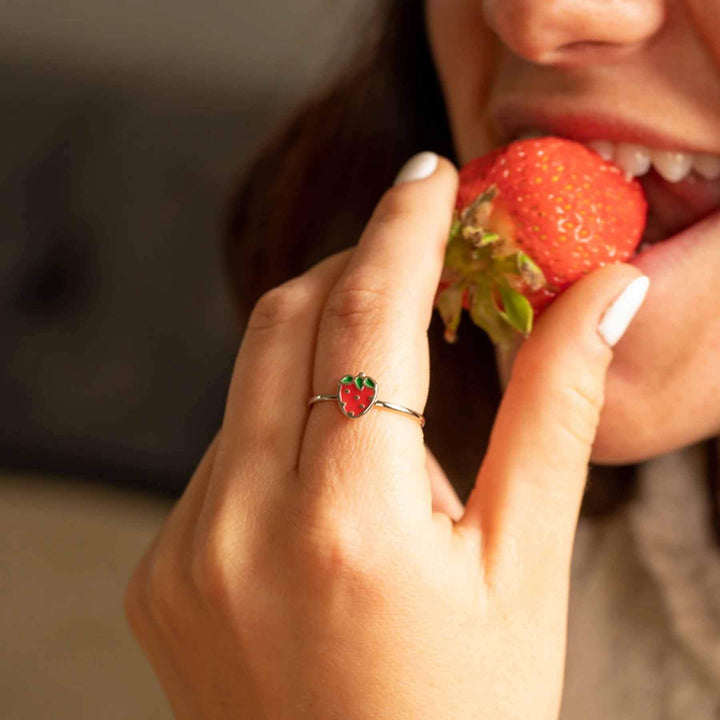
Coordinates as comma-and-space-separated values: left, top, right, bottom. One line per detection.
338, 373, 377, 418
434, 136, 647, 354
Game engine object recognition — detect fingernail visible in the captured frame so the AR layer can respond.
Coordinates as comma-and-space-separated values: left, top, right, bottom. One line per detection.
597, 275, 650, 347
393, 151, 439, 186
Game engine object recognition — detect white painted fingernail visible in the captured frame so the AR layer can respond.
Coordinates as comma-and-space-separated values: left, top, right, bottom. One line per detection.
393, 152, 439, 186
597, 275, 650, 347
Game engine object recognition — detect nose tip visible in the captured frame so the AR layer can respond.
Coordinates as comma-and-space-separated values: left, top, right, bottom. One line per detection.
483, 0, 665, 66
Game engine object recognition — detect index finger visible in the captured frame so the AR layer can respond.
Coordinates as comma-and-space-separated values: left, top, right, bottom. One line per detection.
299, 153, 459, 521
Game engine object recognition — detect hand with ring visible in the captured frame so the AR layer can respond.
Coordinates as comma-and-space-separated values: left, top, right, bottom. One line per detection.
124, 151, 647, 719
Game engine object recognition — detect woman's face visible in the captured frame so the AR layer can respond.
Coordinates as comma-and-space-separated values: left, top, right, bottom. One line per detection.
425, 0, 720, 465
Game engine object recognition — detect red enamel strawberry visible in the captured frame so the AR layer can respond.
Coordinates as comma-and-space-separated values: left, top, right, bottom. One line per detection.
338, 373, 377, 418
435, 136, 647, 354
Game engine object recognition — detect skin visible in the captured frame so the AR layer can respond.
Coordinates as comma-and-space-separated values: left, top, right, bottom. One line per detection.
126, 157, 644, 717
123, 2, 688, 716
426, 0, 720, 465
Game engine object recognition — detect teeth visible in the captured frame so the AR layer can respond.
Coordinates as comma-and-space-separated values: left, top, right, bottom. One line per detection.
586, 140, 614, 162
651, 150, 693, 182
615, 143, 652, 179
693, 154, 720, 180
517, 128, 720, 184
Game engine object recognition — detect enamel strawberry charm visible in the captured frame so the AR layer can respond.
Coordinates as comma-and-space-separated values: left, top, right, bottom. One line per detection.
338, 373, 377, 419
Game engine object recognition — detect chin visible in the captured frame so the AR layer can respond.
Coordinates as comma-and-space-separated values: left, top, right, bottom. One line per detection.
587, 296, 720, 465
590, 415, 707, 466
590, 362, 714, 466
590, 405, 671, 466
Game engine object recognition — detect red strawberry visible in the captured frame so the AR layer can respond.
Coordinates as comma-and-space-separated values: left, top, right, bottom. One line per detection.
338, 373, 377, 418
435, 136, 647, 353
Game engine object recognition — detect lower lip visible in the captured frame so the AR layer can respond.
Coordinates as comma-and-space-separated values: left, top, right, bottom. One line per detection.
640, 169, 720, 240
629, 206, 720, 278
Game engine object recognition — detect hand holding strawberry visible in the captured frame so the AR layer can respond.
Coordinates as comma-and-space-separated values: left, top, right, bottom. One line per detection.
436, 137, 647, 353
125, 150, 649, 720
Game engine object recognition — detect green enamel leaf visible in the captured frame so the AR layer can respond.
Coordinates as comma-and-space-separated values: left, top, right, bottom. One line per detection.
355, 375, 364, 390
364, 378, 376, 389
340, 375, 354, 384
497, 284, 533, 336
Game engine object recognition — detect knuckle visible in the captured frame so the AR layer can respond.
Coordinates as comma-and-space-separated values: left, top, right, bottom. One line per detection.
247, 281, 313, 332
373, 183, 419, 228
189, 533, 238, 610
293, 513, 389, 600
299, 518, 365, 577
323, 277, 394, 330
516, 349, 605, 451
145, 551, 183, 622
551, 377, 604, 449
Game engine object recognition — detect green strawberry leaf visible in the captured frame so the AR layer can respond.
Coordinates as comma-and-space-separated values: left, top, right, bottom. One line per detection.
497, 283, 533, 336
443, 229, 493, 279
467, 229, 501, 247
340, 375, 354, 384
468, 279, 516, 349
515, 251, 546, 291
355, 375, 364, 391
479, 232, 500, 245
459, 187, 497, 239
435, 284, 465, 344
364, 378, 376, 389
488, 251, 545, 295
489, 255, 520, 276
448, 218, 463, 242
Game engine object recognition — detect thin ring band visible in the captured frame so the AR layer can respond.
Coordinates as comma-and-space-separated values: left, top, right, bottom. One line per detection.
307, 372, 426, 428
308, 394, 426, 428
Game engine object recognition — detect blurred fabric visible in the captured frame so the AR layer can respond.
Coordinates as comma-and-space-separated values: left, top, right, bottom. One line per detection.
1, 1, 364, 717
0, 0, 364, 493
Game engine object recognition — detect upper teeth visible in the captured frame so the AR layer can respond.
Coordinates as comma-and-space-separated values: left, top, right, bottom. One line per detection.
516, 130, 720, 183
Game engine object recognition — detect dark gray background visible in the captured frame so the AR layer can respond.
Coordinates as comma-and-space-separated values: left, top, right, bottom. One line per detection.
0, 0, 367, 492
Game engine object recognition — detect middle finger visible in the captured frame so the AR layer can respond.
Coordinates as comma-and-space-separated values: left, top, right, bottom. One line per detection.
300, 153, 458, 519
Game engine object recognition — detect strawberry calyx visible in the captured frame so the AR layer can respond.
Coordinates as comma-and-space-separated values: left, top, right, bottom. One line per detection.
435, 184, 548, 354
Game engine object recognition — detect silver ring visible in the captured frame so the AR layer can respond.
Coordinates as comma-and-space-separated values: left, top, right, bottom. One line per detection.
307, 372, 425, 428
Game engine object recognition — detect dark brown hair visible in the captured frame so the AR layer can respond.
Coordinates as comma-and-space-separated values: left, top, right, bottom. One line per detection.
225, 0, 719, 528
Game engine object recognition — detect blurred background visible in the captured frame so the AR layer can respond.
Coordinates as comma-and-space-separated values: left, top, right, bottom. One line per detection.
1, 1, 366, 716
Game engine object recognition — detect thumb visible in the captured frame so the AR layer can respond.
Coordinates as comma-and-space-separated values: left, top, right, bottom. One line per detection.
459, 263, 650, 579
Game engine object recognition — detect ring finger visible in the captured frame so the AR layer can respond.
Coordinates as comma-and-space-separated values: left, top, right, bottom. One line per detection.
215, 248, 354, 496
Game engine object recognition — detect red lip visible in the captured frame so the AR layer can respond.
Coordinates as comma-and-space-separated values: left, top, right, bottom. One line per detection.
490, 100, 720, 156
630, 206, 720, 270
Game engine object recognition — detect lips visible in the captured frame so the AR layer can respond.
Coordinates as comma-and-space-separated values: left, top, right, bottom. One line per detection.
639, 169, 720, 245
